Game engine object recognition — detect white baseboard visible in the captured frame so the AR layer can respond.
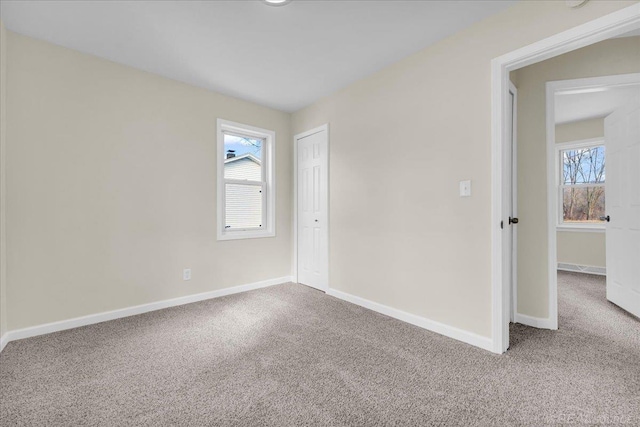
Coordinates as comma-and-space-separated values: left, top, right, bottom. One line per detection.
326, 288, 495, 353
0, 332, 8, 354
557, 263, 606, 276
514, 313, 556, 329
0, 276, 293, 352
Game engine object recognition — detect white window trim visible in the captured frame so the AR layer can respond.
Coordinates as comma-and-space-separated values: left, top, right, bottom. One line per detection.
555, 137, 605, 232
217, 118, 276, 241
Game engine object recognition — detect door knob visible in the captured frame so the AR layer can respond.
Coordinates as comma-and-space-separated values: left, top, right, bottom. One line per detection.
509, 217, 519, 225
599, 215, 610, 222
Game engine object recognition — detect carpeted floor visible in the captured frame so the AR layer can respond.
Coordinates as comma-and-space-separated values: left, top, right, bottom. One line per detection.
1, 272, 639, 426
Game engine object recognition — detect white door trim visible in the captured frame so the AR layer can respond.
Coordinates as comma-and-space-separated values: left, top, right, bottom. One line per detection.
545, 73, 640, 332
491, 4, 640, 354
293, 124, 330, 290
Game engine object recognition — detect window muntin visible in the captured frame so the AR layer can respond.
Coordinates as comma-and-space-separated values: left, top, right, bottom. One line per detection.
217, 120, 275, 240
558, 141, 605, 228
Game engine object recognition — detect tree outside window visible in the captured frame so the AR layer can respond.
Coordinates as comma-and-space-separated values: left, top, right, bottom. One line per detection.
560, 143, 605, 225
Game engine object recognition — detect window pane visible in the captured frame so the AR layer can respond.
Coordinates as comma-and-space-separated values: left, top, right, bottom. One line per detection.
562, 186, 605, 223
225, 183, 263, 229
224, 133, 263, 180
562, 146, 605, 185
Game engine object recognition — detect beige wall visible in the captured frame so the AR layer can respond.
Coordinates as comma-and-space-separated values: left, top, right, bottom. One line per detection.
557, 231, 607, 268
2, 1, 638, 339
5, 32, 292, 330
0, 21, 7, 338
292, 1, 637, 337
514, 36, 640, 318
556, 118, 604, 143
555, 118, 606, 269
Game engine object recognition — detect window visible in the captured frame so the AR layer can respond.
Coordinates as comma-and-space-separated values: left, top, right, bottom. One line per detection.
557, 138, 605, 230
217, 119, 275, 240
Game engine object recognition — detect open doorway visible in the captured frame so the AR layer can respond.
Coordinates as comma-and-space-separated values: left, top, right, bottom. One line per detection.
548, 74, 640, 328
492, 8, 640, 353
507, 37, 640, 348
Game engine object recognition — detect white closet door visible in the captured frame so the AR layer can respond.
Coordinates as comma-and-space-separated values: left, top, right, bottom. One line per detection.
297, 129, 328, 291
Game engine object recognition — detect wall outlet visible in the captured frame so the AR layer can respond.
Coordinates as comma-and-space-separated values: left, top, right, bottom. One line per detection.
183, 268, 191, 281
459, 180, 471, 197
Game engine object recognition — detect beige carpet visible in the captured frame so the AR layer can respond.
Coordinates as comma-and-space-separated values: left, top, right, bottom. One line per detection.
1, 272, 639, 426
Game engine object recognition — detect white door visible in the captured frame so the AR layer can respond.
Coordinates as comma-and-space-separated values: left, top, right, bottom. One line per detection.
297, 127, 328, 291
508, 83, 518, 324
605, 88, 640, 318
501, 83, 518, 352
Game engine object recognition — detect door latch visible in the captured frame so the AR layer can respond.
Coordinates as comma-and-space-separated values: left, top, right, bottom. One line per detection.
509, 217, 519, 225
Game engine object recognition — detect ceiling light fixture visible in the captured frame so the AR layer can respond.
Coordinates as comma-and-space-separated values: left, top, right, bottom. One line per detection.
263, 0, 291, 6
565, 0, 588, 8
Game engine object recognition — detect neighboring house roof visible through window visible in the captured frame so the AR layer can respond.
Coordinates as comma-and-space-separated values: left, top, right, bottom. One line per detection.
224, 154, 262, 182
224, 153, 261, 165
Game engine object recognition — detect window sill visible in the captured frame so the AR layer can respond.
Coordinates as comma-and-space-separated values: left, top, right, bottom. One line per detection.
556, 225, 605, 233
217, 230, 276, 241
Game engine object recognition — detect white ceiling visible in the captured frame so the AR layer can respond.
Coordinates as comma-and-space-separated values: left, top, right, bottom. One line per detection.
0, 0, 515, 112
555, 84, 640, 125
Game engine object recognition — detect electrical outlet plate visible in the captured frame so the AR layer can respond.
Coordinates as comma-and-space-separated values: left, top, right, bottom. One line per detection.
183, 268, 191, 281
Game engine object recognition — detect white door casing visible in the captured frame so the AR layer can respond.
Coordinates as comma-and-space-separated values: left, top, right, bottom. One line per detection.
605, 88, 640, 318
296, 127, 329, 291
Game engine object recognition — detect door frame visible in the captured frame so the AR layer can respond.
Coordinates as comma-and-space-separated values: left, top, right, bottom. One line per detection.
293, 124, 330, 290
545, 73, 640, 331
491, 4, 640, 354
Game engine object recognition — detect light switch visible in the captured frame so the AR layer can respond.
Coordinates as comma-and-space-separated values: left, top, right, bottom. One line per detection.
460, 180, 471, 197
